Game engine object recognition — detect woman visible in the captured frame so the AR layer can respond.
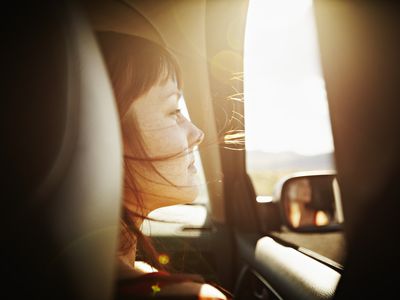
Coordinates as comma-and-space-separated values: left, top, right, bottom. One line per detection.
97, 31, 230, 299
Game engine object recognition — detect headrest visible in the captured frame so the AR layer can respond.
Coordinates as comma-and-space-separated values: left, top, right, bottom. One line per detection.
2, 2, 122, 299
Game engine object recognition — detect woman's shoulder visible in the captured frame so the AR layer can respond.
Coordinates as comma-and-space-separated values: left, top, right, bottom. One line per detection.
116, 262, 231, 299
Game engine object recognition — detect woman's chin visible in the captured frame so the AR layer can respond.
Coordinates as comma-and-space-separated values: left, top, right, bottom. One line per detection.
169, 185, 199, 205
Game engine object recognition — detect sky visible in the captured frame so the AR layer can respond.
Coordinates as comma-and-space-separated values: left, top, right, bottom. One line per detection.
244, 0, 334, 155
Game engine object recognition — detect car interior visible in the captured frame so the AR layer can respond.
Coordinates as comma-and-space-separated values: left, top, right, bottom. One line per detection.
3, 0, 399, 299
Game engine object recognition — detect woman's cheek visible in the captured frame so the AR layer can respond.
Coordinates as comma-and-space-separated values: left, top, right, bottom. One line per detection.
141, 127, 189, 183
143, 125, 188, 158
153, 159, 188, 186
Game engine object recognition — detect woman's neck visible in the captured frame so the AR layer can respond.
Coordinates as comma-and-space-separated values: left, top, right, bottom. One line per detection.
119, 236, 137, 268
118, 200, 150, 269
118, 214, 159, 277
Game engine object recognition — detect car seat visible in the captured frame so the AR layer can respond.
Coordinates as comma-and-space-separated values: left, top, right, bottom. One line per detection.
2, 1, 122, 299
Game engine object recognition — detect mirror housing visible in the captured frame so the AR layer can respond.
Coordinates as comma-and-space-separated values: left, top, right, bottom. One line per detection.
273, 171, 344, 232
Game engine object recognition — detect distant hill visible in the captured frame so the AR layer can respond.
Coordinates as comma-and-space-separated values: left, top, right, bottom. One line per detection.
246, 151, 335, 172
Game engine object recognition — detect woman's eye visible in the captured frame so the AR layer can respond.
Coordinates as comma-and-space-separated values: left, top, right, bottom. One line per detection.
170, 109, 183, 121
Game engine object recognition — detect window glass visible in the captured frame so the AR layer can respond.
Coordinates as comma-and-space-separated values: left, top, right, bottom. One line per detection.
244, 0, 335, 200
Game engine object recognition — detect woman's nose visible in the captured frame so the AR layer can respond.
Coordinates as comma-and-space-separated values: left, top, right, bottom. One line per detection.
187, 120, 204, 148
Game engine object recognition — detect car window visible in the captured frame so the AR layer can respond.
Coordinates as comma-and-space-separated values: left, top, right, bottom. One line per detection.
244, 0, 336, 201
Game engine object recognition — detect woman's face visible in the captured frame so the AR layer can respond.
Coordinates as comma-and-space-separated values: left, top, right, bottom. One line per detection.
122, 77, 204, 211
294, 178, 312, 203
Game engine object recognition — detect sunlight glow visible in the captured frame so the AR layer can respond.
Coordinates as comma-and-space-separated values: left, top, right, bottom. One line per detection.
158, 254, 170, 265
244, 0, 334, 155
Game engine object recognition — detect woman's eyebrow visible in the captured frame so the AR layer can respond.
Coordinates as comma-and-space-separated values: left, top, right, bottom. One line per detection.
164, 90, 182, 101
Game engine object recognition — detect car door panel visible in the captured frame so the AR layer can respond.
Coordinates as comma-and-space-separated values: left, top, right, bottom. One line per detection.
235, 233, 341, 300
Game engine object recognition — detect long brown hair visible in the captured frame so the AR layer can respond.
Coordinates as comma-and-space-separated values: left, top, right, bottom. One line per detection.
96, 31, 183, 270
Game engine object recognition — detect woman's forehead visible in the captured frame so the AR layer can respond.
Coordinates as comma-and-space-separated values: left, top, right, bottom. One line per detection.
132, 78, 180, 113
158, 77, 181, 98
158, 64, 182, 89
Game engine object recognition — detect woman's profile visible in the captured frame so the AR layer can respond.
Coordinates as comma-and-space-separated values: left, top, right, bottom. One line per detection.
97, 31, 230, 299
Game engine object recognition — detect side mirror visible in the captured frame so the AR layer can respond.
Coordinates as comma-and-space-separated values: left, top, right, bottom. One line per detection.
274, 171, 344, 232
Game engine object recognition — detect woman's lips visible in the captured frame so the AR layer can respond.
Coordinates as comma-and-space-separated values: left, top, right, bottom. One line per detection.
188, 160, 197, 173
